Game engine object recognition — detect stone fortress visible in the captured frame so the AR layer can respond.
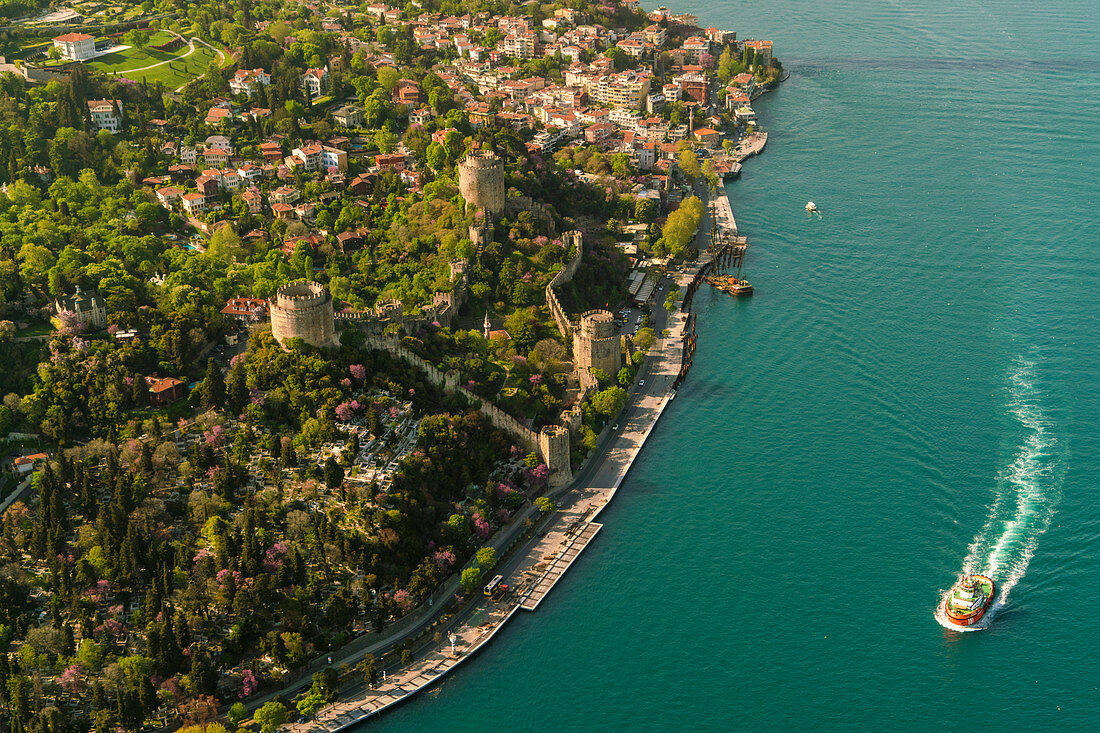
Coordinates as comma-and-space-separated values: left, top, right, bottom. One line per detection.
270, 280, 336, 347
457, 150, 505, 216
573, 310, 621, 386
259, 151, 625, 486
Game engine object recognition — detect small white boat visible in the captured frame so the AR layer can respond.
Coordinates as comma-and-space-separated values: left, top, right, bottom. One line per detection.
805, 201, 818, 213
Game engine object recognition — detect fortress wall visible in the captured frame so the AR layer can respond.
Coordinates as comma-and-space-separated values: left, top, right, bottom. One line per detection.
364, 333, 577, 485
545, 231, 584, 339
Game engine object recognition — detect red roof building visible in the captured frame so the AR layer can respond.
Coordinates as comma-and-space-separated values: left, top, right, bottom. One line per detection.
145, 376, 186, 406
221, 297, 269, 321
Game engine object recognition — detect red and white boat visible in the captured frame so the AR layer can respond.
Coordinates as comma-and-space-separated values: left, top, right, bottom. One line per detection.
943, 574, 995, 627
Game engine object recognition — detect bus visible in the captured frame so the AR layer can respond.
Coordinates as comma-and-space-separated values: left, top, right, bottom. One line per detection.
483, 574, 506, 599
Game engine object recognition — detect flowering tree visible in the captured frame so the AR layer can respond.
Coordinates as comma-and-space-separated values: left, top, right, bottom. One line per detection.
240, 668, 259, 698
393, 589, 413, 613
335, 400, 362, 422
204, 424, 226, 447
58, 664, 84, 694
56, 309, 86, 335
350, 363, 366, 381
432, 549, 456, 569
472, 512, 491, 540
526, 464, 549, 489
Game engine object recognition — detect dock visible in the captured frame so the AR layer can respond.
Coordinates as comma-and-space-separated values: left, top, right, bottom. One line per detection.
732, 131, 768, 162
520, 521, 603, 611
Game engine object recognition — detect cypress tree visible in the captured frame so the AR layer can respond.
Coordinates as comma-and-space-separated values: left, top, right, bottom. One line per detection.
201, 358, 225, 409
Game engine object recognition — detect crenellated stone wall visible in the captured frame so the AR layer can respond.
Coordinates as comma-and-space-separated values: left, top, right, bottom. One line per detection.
363, 332, 574, 486
545, 230, 584, 339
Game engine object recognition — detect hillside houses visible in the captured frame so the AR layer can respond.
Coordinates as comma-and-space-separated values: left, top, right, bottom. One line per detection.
134, 6, 768, 268
229, 68, 271, 97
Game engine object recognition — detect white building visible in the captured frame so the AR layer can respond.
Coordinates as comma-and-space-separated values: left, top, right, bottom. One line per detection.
87, 99, 123, 132
52, 32, 96, 61
229, 68, 271, 97
300, 68, 328, 99
53, 285, 106, 328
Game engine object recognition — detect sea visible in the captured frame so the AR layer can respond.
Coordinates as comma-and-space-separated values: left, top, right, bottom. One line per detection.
361, 0, 1100, 729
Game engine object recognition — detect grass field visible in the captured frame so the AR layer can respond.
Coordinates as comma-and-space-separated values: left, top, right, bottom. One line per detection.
86, 31, 187, 74
120, 45, 217, 89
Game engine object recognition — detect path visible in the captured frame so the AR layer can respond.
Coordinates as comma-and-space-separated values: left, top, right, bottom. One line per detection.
115, 32, 196, 74
172, 37, 228, 93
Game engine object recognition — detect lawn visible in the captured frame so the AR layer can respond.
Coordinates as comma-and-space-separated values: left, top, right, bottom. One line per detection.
86, 31, 187, 74
14, 320, 54, 338
121, 44, 217, 89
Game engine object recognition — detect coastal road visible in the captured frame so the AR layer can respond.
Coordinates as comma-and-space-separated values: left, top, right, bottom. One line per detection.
271, 234, 707, 728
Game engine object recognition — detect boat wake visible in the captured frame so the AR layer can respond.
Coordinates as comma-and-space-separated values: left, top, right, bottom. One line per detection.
935, 360, 1066, 632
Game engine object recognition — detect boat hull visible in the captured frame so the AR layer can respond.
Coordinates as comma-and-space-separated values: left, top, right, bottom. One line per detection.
943, 574, 995, 627
707, 275, 754, 296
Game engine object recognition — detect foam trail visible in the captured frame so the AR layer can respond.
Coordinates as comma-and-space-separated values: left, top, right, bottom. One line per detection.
935, 360, 1066, 631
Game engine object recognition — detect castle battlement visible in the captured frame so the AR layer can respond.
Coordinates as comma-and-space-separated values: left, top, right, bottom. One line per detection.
271, 280, 336, 347
458, 150, 505, 215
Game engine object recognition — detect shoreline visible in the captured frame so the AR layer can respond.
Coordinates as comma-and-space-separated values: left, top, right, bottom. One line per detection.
283, 56, 784, 733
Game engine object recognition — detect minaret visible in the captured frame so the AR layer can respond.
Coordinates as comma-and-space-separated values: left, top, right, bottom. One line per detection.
483, 312, 491, 340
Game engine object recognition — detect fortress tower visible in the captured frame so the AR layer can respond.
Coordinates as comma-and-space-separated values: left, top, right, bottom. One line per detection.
458, 150, 505, 216
538, 425, 573, 487
573, 309, 621, 387
270, 280, 336, 347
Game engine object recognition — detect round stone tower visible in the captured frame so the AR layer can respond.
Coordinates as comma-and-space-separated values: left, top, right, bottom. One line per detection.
573, 309, 621, 386
457, 150, 505, 216
270, 280, 336, 347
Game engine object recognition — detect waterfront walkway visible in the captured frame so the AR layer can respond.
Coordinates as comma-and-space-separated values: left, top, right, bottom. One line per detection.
278, 154, 756, 733
281, 269, 697, 730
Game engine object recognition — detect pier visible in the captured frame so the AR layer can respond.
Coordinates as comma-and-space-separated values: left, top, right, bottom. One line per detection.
732, 130, 768, 161
521, 519, 603, 611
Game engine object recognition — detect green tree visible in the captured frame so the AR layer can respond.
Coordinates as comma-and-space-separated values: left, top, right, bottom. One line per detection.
227, 702, 248, 726
475, 546, 497, 572
591, 386, 628, 418
535, 496, 555, 513
664, 288, 681, 312
200, 359, 225, 409
425, 142, 446, 171
297, 689, 326, 717
678, 148, 702, 179
460, 566, 482, 594
358, 654, 379, 687
375, 129, 398, 154
207, 225, 245, 262
255, 701, 288, 733
324, 456, 344, 495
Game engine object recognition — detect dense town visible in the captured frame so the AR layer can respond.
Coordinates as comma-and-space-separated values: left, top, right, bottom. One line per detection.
0, 0, 779, 729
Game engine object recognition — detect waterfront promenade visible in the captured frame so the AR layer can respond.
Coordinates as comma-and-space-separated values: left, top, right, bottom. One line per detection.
282, 258, 701, 731
279, 136, 755, 733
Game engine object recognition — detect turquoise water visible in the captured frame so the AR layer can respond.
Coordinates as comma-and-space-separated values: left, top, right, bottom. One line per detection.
364, 1, 1100, 728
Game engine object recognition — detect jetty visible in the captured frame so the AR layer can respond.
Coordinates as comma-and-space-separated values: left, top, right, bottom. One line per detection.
732, 131, 768, 162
